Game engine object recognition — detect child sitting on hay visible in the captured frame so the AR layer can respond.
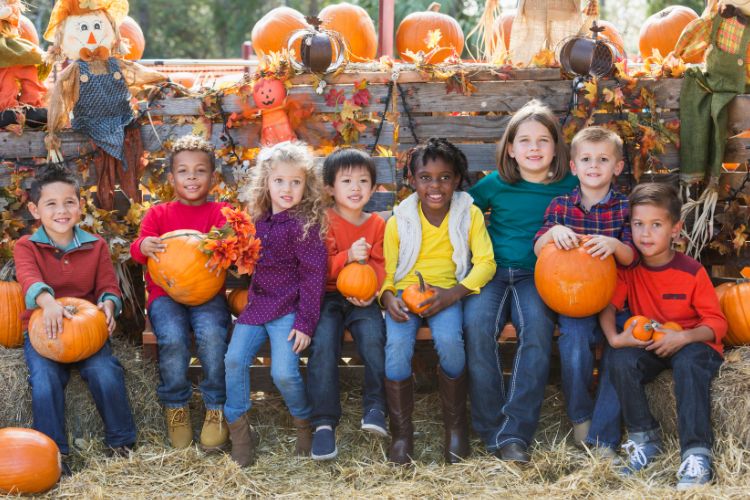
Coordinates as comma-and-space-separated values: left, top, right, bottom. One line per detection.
14, 165, 136, 474
599, 183, 727, 490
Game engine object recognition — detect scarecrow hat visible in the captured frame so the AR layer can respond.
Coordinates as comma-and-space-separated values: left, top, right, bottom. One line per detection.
43, 0, 129, 42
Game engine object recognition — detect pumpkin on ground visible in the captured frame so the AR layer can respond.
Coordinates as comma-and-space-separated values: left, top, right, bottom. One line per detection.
337, 261, 378, 301
319, 2, 377, 62
28, 298, 108, 363
638, 6, 698, 60
402, 271, 435, 314
718, 280, 750, 345
396, 2, 464, 64
533, 239, 617, 318
0, 428, 61, 494
0, 262, 25, 348
251, 6, 308, 57
119, 15, 145, 60
227, 288, 249, 317
147, 230, 226, 307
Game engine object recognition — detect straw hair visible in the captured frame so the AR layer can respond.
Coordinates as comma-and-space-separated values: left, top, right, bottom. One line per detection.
570, 126, 624, 162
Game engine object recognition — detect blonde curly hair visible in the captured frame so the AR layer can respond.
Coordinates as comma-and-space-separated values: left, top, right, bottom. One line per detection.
245, 141, 326, 238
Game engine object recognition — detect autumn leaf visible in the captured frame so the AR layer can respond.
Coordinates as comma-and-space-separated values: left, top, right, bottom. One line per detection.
340, 101, 358, 121
352, 87, 371, 107
324, 88, 346, 107
529, 49, 557, 68
582, 80, 598, 104
192, 117, 211, 138
732, 224, 747, 254
425, 29, 443, 50
401, 49, 424, 64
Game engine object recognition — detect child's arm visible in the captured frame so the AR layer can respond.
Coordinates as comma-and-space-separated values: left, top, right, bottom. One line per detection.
583, 236, 635, 264
291, 225, 328, 351
534, 199, 580, 254
130, 207, 165, 264
599, 304, 651, 349
380, 217, 409, 322
94, 239, 123, 336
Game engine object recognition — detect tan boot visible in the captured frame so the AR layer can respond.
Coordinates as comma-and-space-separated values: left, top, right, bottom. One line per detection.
165, 406, 193, 449
293, 417, 312, 456
200, 409, 230, 451
228, 412, 259, 467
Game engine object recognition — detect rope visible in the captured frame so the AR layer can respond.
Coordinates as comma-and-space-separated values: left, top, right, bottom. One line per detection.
370, 81, 395, 155
397, 83, 419, 144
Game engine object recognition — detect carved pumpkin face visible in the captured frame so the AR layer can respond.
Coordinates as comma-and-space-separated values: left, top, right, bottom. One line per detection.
253, 78, 287, 110
61, 11, 116, 60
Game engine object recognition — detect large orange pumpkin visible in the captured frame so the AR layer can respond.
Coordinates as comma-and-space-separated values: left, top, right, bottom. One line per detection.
534, 239, 617, 318
401, 271, 435, 314
251, 6, 309, 57
28, 298, 108, 363
719, 280, 750, 345
227, 288, 249, 317
638, 6, 698, 60
147, 230, 226, 307
0, 263, 25, 348
0, 428, 61, 494
336, 261, 378, 301
396, 2, 464, 64
18, 14, 39, 45
119, 16, 146, 60
319, 2, 377, 62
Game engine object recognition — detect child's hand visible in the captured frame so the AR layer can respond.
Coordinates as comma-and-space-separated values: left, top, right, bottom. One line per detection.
347, 237, 371, 263
646, 329, 688, 358
382, 291, 410, 322
288, 328, 311, 354
346, 296, 376, 307
608, 318, 653, 349
584, 235, 619, 259
140, 236, 166, 262
204, 260, 224, 277
549, 225, 580, 250
98, 300, 116, 336
418, 286, 460, 318
42, 301, 74, 339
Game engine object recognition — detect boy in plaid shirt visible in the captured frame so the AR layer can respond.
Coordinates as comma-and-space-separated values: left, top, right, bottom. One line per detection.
534, 126, 634, 456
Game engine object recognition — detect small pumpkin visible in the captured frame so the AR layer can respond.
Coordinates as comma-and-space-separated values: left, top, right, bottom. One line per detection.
251, 6, 309, 57
492, 11, 514, 52
168, 72, 197, 89
638, 6, 698, 60
147, 230, 226, 307
396, 2, 464, 64
337, 261, 378, 301
319, 2, 377, 62
627, 315, 657, 341
534, 237, 617, 318
401, 271, 435, 314
18, 14, 39, 45
0, 428, 61, 494
28, 298, 108, 363
597, 20, 625, 53
119, 16, 146, 60
0, 261, 25, 348
718, 279, 750, 345
252, 77, 288, 110
652, 321, 682, 342
227, 288, 249, 317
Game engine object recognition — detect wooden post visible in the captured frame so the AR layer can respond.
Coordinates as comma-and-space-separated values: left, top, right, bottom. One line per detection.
377, 0, 395, 58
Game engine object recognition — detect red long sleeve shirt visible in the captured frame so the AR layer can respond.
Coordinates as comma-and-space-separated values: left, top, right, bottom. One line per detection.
325, 209, 386, 292
130, 200, 230, 308
611, 252, 727, 356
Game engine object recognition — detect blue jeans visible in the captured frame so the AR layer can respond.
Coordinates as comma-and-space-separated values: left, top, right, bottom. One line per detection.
24, 337, 136, 454
148, 294, 230, 410
609, 342, 723, 457
463, 267, 557, 450
307, 292, 386, 428
224, 313, 312, 423
385, 292, 465, 381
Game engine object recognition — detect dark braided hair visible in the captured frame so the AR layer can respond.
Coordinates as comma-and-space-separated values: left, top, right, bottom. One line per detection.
29, 164, 80, 204
404, 138, 470, 191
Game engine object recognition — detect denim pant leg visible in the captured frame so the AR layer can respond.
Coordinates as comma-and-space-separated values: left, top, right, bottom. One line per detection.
24, 335, 71, 454
669, 342, 723, 457
148, 296, 193, 408
307, 294, 346, 427
224, 323, 269, 423
609, 347, 666, 435
557, 314, 598, 423
426, 301, 465, 378
346, 299, 387, 416
495, 268, 557, 449
463, 270, 511, 449
384, 300, 422, 382
77, 341, 137, 448
189, 294, 230, 410
267, 313, 312, 420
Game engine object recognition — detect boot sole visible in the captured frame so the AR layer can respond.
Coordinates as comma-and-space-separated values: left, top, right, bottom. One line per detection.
361, 422, 389, 438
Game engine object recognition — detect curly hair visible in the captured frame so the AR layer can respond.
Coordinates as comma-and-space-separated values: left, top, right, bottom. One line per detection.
244, 141, 327, 238
404, 137, 470, 190
166, 134, 216, 172
29, 164, 80, 204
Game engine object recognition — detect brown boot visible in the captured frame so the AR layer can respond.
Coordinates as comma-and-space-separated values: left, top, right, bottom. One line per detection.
228, 412, 259, 467
385, 377, 414, 465
293, 417, 312, 456
200, 409, 230, 452
438, 368, 470, 464
165, 406, 193, 449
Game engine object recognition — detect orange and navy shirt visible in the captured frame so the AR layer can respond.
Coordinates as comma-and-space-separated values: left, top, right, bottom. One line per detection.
325, 208, 386, 292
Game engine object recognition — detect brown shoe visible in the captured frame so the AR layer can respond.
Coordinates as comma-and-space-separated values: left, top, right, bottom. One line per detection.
385, 377, 414, 465
228, 412, 259, 467
293, 417, 312, 456
165, 406, 193, 449
438, 368, 470, 464
200, 409, 230, 451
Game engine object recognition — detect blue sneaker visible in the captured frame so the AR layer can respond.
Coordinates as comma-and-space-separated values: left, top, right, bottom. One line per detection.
676, 454, 713, 490
620, 439, 662, 475
311, 425, 337, 461
361, 409, 388, 437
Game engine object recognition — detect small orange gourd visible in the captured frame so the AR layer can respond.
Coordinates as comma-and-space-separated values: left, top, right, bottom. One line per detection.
627, 315, 657, 341
401, 271, 435, 314
396, 2, 464, 64
0, 261, 25, 348
337, 261, 378, 301
227, 289, 249, 317
0, 428, 61, 494
652, 321, 682, 342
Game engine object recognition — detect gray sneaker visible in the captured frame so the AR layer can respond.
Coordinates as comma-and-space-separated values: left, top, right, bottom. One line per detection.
676, 454, 712, 490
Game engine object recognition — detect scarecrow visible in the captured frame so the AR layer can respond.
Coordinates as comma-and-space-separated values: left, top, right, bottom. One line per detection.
673, 0, 750, 255
44, 0, 167, 210
0, 0, 47, 128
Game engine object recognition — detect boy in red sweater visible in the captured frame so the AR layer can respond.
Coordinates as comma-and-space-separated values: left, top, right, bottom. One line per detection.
15, 166, 135, 473
306, 148, 387, 460
130, 135, 230, 451
600, 183, 726, 489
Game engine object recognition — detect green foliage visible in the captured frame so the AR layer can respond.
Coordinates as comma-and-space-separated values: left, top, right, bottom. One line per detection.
646, 0, 705, 16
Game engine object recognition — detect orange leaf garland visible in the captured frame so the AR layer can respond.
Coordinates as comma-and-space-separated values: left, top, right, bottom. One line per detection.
202, 207, 262, 276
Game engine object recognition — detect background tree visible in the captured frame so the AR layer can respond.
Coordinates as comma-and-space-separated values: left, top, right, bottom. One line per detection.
647, 0, 705, 15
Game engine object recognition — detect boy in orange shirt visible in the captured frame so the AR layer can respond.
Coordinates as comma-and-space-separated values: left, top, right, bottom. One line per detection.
600, 183, 726, 489
306, 148, 387, 461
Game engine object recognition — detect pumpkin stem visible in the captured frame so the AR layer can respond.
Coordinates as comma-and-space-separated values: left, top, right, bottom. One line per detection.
63, 305, 78, 316
428, 2, 441, 12
415, 270, 426, 293
0, 259, 16, 282
357, 259, 367, 265
160, 232, 205, 241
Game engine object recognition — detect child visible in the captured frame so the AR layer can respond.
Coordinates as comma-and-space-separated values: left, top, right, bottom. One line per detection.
224, 141, 327, 466
601, 183, 726, 490
306, 148, 387, 461
15, 166, 136, 473
380, 138, 496, 465
533, 126, 634, 453
130, 135, 231, 451
464, 99, 578, 462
